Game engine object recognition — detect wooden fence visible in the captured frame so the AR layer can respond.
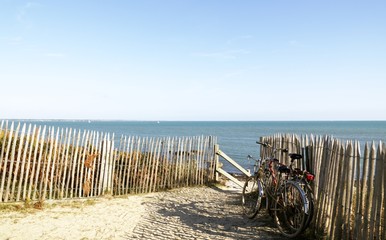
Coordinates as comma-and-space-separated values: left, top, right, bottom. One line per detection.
260, 134, 385, 240
0, 121, 217, 202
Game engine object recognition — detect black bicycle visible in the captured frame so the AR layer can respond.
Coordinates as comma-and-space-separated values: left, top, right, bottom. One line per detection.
280, 153, 315, 232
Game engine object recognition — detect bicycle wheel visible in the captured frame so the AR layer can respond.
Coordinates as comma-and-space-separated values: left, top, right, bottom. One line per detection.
296, 178, 314, 231
273, 181, 308, 238
303, 185, 314, 231
242, 176, 264, 219
264, 172, 276, 217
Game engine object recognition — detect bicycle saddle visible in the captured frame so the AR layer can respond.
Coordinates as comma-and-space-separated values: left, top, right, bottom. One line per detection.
278, 165, 290, 173
289, 153, 302, 160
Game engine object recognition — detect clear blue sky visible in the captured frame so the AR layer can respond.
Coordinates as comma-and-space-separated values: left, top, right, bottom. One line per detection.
1, 0, 385, 121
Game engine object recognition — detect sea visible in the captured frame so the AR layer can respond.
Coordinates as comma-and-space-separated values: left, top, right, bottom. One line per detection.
8, 120, 386, 173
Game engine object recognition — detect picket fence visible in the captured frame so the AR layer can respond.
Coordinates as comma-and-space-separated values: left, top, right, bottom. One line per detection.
260, 134, 385, 240
0, 121, 217, 202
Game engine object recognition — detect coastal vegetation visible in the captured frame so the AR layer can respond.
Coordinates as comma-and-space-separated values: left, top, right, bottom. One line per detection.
0, 121, 216, 203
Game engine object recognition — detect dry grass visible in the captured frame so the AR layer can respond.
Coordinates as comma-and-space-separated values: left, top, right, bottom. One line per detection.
85, 153, 98, 169
0, 201, 39, 213
49, 198, 97, 209
0, 198, 98, 213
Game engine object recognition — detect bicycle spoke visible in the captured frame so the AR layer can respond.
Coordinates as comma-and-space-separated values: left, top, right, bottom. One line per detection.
273, 182, 307, 238
242, 176, 264, 219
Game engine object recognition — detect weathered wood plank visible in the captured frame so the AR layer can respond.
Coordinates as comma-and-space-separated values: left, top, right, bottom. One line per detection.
63, 129, 72, 198
93, 132, 103, 196
199, 136, 204, 185
42, 126, 55, 200
85, 131, 97, 197
216, 149, 251, 177
16, 124, 32, 201
143, 137, 152, 193
322, 137, 336, 234
115, 135, 125, 195
148, 138, 157, 192
371, 143, 383, 239
4, 123, 21, 201
10, 123, 26, 201
178, 138, 185, 187
153, 138, 162, 192
353, 141, 362, 239
186, 137, 192, 186
343, 142, 353, 239
99, 133, 107, 195
365, 142, 376, 240
54, 128, 64, 199
127, 137, 135, 193
132, 137, 141, 194
216, 168, 244, 188
78, 130, 90, 197
329, 141, 343, 239
383, 143, 386, 240
26, 125, 38, 200
360, 143, 370, 239
0, 121, 10, 202
32, 125, 46, 200
23, 125, 37, 200
48, 128, 60, 200
69, 130, 81, 198
66, 129, 76, 198
163, 137, 171, 189
107, 133, 115, 194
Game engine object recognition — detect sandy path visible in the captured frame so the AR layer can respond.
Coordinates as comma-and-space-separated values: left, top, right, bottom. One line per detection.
0, 195, 145, 240
0, 186, 285, 240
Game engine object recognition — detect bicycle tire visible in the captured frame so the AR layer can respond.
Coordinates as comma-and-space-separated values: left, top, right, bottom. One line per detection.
303, 185, 314, 230
264, 172, 276, 217
296, 178, 314, 231
273, 181, 308, 238
241, 176, 264, 219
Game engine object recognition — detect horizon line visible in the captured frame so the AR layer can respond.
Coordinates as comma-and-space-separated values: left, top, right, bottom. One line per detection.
2, 118, 386, 122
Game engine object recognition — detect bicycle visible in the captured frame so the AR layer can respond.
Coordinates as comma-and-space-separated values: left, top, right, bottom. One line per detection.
279, 153, 315, 231
243, 141, 312, 238
273, 153, 313, 237
241, 154, 265, 218
241, 142, 287, 219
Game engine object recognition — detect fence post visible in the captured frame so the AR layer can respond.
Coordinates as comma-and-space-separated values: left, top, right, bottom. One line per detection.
214, 144, 219, 182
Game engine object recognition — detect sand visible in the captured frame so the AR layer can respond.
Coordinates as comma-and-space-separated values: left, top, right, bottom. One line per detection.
0, 184, 285, 240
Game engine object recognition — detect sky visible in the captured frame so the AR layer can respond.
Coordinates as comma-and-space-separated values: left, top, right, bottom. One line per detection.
0, 0, 385, 121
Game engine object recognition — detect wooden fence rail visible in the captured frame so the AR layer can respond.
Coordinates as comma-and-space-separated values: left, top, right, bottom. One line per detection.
260, 134, 385, 240
0, 121, 217, 202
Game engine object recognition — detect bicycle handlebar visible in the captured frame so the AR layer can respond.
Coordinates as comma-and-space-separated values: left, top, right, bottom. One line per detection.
256, 141, 288, 153
256, 141, 270, 147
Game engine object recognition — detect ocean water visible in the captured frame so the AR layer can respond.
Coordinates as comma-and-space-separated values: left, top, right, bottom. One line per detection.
10, 120, 386, 173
